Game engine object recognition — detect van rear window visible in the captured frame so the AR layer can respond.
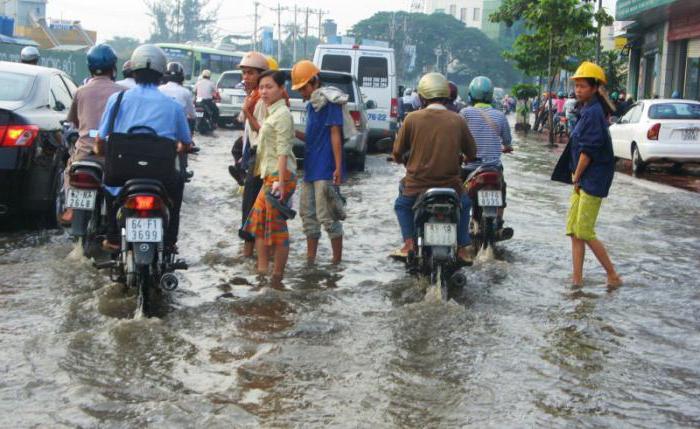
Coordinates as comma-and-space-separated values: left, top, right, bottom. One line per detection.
283, 73, 356, 103
321, 55, 352, 73
358, 57, 388, 88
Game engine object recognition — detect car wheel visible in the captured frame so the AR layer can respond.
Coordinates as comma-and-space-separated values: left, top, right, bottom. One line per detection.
45, 167, 64, 229
670, 163, 683, 175
631, 144, 646, 177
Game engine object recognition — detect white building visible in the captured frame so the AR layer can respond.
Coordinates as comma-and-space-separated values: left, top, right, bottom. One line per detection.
421, 0, 485, 30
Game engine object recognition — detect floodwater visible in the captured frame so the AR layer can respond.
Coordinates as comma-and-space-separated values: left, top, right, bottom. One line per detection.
1, 128, 699, 428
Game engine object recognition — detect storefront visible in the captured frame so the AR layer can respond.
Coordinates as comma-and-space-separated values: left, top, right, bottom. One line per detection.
667, 3, 700, 100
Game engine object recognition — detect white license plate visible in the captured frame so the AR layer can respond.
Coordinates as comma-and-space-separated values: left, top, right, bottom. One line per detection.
478, 190, 503, 207
125, 217, 163, 243
65, 188, 97, 210
196, 111, 204, 118
682, 129, 698, 140
424, 223, 457, 246
232, 96, 244, 104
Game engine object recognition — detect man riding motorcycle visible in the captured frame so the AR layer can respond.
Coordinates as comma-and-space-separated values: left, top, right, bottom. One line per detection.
194, 69, 219, 128
20, 46, 40, 65
459, 76, 513, 235
392, 72, 477, 264
60, 44, 124, 224
116, 60, 136, 89
159, 62, 197, 134
95, 44, 192, 252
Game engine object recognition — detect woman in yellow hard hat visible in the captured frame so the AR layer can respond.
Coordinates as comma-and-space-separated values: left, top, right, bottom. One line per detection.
554, 60, 622, 287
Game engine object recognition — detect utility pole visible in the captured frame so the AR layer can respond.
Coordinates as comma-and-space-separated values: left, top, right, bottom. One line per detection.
304, 7, 310, 59
175, 0, 181, 42
253, 1, 260, 51
595, 0, 603, 63
293, 4, 298, 62
277, 2, 283, 61
317, 9, 324, 41
547, 31, 555, 148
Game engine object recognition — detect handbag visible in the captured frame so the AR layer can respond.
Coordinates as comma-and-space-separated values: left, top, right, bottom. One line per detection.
103, 91, 178, 186
551, 140, 573, 184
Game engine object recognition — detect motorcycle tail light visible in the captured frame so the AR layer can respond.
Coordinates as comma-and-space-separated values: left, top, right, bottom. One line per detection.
349, 111, 362, 128
647, 123, 661, 141
478, 172, 502, 186
390, 98, 398, 118
125, 195, 161, 211
0, 124, 39, 147
69, 171, 101, 189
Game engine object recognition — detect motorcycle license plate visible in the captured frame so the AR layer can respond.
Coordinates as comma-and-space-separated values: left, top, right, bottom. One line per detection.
478, 190, 503, 207
65, 188, 97, 210
196, 111, 204, 118
424, 223, 457, 246
125, 218, 163, 243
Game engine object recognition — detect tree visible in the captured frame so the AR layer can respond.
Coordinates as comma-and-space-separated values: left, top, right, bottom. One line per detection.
104, 36, 141, 59
145, 0, 219, 43
350, 12, 520, 88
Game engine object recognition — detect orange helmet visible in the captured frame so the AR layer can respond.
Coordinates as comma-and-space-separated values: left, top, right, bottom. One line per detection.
291, 60, 320, 90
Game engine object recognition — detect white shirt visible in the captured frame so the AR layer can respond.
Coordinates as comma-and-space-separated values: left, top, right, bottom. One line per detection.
194, 78, 217, 100
115, 77, 136, 89
159, 82, 196, 119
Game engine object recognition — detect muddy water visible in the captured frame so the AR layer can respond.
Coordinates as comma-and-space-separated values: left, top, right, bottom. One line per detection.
1, 129, 699, 428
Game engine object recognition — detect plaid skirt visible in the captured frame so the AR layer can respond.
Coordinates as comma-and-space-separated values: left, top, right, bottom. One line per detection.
242, 172, 297, 247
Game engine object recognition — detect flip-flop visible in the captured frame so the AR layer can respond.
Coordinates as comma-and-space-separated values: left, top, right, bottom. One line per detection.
389, 248, 408, 261
457, 253, 474, 267
265, 191, 297, 220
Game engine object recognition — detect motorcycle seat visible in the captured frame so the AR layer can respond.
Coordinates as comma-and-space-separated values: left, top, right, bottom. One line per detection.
70, 158, 104, 172
465, 165, 502, 183
122, 178, 167, 196
414, 187, 459, 209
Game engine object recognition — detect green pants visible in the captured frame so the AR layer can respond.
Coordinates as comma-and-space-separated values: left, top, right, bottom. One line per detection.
566, 189, 602, 241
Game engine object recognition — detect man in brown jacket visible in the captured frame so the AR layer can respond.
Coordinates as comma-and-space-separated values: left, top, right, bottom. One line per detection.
392, 72, 477, 264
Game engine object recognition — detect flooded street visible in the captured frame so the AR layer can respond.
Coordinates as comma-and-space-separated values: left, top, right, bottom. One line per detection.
1, 127, 699, 428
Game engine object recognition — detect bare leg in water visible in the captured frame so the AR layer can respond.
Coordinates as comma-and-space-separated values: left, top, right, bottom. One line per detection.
571, 235, 622, 286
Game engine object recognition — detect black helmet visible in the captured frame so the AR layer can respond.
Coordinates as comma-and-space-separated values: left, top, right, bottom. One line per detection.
448, 81, 459, 102
165, 62, 185, 83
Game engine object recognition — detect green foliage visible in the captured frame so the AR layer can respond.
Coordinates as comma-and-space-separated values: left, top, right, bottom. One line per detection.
512, 83, 539, 100
350, 12, 520, 88
600, 50, 627, 93
103, 36, 141, 59
145, 0, 218, 43
490, 0, 609, 77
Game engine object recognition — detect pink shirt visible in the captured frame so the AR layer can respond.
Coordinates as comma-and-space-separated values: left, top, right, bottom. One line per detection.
67, 76, 125, 153
555, 98, 566, 113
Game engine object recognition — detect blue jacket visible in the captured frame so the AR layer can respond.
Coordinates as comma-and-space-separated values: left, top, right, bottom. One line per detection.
569, 97, 615, 198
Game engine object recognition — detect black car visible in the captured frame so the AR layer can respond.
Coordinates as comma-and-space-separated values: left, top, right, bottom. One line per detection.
0, 61, 77, 226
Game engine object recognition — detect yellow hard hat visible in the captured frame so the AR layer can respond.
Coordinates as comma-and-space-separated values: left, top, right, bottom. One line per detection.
266, 56, 279, 71
571, 61, 607, 85
291, 60, 320, 90
417, 72, 450, 99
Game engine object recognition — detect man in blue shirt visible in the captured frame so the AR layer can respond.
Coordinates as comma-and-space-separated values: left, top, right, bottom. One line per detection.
96, 44, 192, 251
291, 60, 345, 264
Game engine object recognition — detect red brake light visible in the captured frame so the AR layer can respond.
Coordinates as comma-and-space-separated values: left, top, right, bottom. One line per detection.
390, 98, 398, 118
125, 195, 160, 210
647, 123, 661, 140
69, 171, 101, 189
0, 125, 39, 147
352, 44, 360, 50
349, 110, 362, 128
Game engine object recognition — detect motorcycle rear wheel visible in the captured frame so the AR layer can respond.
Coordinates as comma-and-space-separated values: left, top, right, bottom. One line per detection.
135, 265, 153, 318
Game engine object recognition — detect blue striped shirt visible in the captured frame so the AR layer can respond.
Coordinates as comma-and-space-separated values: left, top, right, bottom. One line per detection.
459, 105, 512, 169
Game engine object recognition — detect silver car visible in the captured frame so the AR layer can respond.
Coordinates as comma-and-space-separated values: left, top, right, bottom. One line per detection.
280, 69, 370, 172
216, 70, 246, 129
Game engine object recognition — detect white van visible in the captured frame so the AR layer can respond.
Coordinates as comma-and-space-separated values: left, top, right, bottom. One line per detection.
313, 44, 398, 143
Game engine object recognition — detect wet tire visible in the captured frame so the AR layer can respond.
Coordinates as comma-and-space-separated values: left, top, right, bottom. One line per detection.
632, 144, 646, 177
136, 265, 153, 318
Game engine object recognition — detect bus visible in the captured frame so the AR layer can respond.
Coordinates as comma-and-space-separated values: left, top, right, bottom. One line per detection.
155, 43, 245, 87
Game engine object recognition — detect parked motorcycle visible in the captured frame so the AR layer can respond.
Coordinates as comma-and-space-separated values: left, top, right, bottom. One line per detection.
464, 164, 513, 254
406, 188, 467, 301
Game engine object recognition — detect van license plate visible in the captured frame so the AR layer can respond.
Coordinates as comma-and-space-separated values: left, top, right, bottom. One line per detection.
424, 223, 457, 246
66, 188, 97, 210
478, 190, 503, 207
126, 218, 163, 243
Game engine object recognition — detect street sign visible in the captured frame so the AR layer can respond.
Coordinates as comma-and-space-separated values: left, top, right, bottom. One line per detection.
616, 0, 674, 21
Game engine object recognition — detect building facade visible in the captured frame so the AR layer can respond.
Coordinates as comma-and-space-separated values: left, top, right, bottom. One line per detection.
618, 0, 700, 101
422, 0, 485, 30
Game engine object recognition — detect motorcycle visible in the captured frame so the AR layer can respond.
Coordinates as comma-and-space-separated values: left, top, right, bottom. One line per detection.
406, 188, 467, 301
96, 178, 187, 317
66, 156, 107, 258
464, 161, 513, 254
195, 100, 214, 135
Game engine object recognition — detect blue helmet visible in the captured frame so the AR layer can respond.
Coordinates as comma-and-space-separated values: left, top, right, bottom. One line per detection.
87, 44, 118, 75
468, 76, 494, 103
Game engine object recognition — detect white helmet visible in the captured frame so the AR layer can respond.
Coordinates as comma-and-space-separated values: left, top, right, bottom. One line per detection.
130, 44, 167, 75
20, 46, 40, 64
201, 69, 211, 79
238, 52, 269, 71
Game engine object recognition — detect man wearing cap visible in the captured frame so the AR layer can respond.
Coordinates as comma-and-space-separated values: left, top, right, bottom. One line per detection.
116, 60, 136, 89
194, 69, 219, 128
234, 52, 270, 257
392, 72, 477, 264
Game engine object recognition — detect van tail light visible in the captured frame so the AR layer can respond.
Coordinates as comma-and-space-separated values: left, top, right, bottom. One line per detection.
0, 125, 39, 147
349, 111, 362, 128
125, 195, 161, 211
69, 171, 101, 189
647, 123, 661, 141
390, 98, 398, 118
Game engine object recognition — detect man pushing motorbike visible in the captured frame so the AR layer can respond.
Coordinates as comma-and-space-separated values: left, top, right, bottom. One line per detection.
392, 72, 477, 265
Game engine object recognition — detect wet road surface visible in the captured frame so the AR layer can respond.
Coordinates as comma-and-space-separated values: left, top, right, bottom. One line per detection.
1, 128, 699, 427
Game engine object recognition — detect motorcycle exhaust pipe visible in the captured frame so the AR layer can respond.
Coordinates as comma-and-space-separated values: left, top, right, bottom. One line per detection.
450, 272, 467, 289
160, 272, 179, 291
0, 204, 8, 215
